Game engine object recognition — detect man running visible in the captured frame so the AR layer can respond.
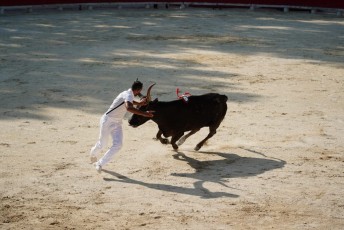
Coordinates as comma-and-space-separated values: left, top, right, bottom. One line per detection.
90, 80, 154, 173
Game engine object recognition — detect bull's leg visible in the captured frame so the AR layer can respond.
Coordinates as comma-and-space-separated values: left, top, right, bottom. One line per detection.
171, 132, 184, 150
195, 127, 217, 151
156, 130, 169, 144
177, 129, 200, 146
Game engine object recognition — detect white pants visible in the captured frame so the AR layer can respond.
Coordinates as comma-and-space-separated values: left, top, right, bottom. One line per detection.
90, 114, 123, 167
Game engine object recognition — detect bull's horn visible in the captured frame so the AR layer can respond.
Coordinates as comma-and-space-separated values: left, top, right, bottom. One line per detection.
146, 83, 156, 102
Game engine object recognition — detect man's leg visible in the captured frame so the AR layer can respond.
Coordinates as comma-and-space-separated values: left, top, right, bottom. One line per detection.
97, 123, 123, 168
90, 115, 110, 161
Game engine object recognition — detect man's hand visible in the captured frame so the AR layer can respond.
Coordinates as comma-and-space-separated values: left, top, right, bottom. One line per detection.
144, 111, 154, 118
139, 97, 148, 106
126, 101, 154, 118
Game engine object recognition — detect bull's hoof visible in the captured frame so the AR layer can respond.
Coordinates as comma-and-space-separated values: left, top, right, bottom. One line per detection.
172, 144, 179, 150
194, 145, 201, 151
160, 138, 169, 144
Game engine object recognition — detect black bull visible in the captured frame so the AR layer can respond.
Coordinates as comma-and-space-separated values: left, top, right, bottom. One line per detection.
129, 90, 228, 151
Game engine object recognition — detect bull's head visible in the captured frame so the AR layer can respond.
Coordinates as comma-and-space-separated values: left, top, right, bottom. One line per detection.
129, 83, 157, 128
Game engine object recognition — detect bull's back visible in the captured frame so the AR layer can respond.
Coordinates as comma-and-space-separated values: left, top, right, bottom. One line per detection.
187, 93, 227, 124
163, 93, 227, 130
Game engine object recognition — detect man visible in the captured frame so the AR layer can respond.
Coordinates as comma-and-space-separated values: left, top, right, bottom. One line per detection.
90, 80, 154, 173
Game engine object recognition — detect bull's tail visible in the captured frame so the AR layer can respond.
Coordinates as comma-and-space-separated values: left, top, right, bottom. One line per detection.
220, 95, 228, 122
215, 94, 228, 104
213, 94, 228, 124
221, 95, 228, 103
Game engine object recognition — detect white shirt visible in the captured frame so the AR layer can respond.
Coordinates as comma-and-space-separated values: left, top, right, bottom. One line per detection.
106, 88, 134, 121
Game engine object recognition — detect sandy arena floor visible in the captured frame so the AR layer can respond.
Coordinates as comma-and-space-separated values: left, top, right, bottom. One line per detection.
0, 7, 344, 229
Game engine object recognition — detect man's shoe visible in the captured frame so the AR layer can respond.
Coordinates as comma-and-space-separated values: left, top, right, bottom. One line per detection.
95, 164, 102, 173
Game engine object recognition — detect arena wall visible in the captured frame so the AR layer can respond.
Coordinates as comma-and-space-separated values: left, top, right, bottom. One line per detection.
1, 0, 343, 9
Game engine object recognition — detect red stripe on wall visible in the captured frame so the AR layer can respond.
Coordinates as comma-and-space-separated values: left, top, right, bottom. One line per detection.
1, 0, 344, 9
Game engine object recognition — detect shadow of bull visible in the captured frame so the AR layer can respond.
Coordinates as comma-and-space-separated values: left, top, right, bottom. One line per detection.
103, 149, 285, 199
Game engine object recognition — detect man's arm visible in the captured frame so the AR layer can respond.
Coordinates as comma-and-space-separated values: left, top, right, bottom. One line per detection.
133, 97, 148, 107
125, 101, 153, 118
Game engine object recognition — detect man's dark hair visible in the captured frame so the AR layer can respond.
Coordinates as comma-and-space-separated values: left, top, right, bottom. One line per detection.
132, 80, 143, 91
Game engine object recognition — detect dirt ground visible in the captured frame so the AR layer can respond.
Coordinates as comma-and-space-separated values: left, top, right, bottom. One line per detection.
0, 7, 343, 230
